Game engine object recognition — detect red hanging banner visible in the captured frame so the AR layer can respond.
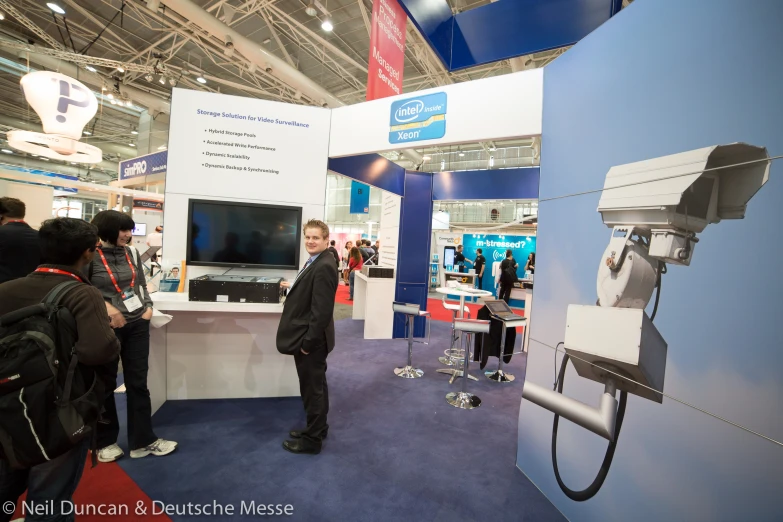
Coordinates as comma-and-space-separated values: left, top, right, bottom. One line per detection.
366, 0, 407, 101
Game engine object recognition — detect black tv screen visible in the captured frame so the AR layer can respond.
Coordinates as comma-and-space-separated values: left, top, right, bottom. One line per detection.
187, 199, 302, 269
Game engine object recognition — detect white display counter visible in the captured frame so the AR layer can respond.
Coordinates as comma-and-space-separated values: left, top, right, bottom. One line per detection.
352, 272, 396, 339
147, 292, 299, 415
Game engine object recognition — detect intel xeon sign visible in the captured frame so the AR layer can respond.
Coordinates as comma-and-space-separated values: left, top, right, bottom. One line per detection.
119, 150, 168, 181
389, 92, 447, 144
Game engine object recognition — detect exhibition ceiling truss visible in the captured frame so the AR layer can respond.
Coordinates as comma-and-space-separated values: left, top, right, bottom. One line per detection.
0, 0, 563, 181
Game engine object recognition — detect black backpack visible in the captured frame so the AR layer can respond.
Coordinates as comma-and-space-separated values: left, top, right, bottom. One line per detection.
0, 281, 102, 469
500, 259, 518, 285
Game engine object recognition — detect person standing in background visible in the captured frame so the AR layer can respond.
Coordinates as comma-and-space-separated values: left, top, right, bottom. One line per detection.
342, 241, 352, 284
88, 210, 177, 463
145, 225, 163, 261
454, 244, 468, 273
0, 197, 41, 285
276, 219, 338, 454
347, 246, 363, 301
473, 248, 486, 289
499, 249, 519, 303
524, 252, 536, 278
327, 240, 340, 270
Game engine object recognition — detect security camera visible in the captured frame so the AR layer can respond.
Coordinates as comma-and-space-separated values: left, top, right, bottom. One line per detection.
320, 99, 328, 108
597, 143, 770, 265
521, 143, 771, 501
225, 36, 234, 57
264, 63, 272, 73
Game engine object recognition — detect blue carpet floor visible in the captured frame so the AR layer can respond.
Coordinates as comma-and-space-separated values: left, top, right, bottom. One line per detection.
114, 319, 564, 522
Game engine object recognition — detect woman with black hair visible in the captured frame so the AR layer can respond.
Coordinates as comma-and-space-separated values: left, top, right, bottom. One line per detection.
88, 210, 177, 463
525, 252, 536, 276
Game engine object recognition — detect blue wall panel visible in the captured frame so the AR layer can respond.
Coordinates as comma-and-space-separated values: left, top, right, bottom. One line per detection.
451, 0, 620, 70
393, 171, 434, 338
432, 167, 540, 201
396, 0, 453, 69
328, 154, 405, 197
520, 1, 783, 520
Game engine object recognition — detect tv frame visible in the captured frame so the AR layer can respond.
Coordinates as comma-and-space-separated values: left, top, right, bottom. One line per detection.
186, 198, 303, 270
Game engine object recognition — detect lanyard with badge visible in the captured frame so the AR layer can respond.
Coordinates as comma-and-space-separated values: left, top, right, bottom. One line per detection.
97, 247, 143, 312
34, 267, 83, 282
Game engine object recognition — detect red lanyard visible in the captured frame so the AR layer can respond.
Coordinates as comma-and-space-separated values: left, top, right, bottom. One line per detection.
35, 268, 83, 282
97, 248, 136, 294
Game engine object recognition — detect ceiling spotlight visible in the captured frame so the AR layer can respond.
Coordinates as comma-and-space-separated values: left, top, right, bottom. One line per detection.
262, 38, 271, 45
169, 77, 177, 87
489, 144, 496, 151
305, 2, 317, 16
321, 18, 333, 32
131, 129, 139, 135
40, 157, 50, 161
106, 92, 114, 99
129, 143, 136, 147
458, 150, 465, 157
47, 3, 65, 15
1, 149, 13, 154
423, 155, 431, 161
125, 100, 133, 107
117, 66, 125, 72
196, 76, 207, 84
101, 85, 107, 91
110, 99, 117, 105
145, 73, 154, 82
159, 76, 166, 85
83, 131, 91, 135
86, 65, 97, 72
0, 12, 5, 21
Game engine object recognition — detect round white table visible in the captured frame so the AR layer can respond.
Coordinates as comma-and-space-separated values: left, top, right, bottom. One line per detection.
435, 286, 493, 381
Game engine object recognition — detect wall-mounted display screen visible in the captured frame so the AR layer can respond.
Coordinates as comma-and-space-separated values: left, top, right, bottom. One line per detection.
131, 223, 147, 236
187, 199, 302, 270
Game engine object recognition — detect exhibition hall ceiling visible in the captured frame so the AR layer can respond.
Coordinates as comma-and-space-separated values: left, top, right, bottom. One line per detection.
0, 0, 578, 182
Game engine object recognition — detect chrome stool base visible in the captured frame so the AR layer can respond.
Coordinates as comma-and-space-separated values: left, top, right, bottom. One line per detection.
446, 391, 481, 409
437, 368, 478, 381
485, 369, 515, 383
438, 355, 459, 366
394, 366, 424, 379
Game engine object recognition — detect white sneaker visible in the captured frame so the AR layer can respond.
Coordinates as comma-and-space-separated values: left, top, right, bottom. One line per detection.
130, 438, 178, 459
96, 444, 124, 463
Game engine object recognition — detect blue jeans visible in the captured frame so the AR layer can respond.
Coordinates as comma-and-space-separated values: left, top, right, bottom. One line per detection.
349, 270, 356, 299
0, 440, 89, 522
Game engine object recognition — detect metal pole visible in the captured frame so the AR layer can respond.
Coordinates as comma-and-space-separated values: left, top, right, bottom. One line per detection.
407, 315, 414, 367
461, 332, 471, 394
496, 319, 507, 375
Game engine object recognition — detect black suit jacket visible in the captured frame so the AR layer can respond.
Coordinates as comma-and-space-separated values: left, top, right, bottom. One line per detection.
0, 222, 41, 285
276, 251, 338, 355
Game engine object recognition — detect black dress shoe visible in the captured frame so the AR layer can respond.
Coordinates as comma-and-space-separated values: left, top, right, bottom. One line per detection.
289, 430, 328, 440
282, 438, 321, 455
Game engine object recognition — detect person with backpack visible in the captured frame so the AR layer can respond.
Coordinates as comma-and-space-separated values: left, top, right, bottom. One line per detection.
87, 210, 177, 463
499, 249, 519, 303
0, 217, 120, 521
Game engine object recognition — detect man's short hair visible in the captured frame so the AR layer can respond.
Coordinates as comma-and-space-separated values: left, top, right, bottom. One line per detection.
506, 249, 513, 257
303, 218, 329, 239
330, 240, 335, 246
155, 225, 163, 232
477, 248, 482, 254
0, 197, 25, 219
457, 244, 463, 250
91, 210, 135, 244
39, 218, 99, 265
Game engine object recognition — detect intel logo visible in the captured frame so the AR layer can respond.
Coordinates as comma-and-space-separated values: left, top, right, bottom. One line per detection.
394, 100, 424, 123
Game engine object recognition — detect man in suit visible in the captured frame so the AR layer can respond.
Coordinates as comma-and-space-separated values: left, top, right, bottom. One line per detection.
0, 197, 41, 285
276, 219, 338, 454
326, 239, 340, 270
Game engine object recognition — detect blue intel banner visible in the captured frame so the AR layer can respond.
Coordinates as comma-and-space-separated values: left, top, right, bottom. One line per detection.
119, 150, 168, 181
389, 92, 447, 144
349, 180, 370, 214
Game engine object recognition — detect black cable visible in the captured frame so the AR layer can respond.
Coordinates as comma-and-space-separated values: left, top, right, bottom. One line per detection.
63, 17, 77, 52
52, 13, 68, 49
79, 6, 124, 55
551, 353, 628, 502
649, 262, 666, 322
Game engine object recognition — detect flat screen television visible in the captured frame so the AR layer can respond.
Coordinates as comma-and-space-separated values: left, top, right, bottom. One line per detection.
186, 199, 302, 270
131, 223, 147, 236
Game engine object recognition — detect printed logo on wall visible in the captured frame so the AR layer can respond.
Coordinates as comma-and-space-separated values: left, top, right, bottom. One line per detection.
436, 233, 461, 246
133, 199, 164, 211
119, 150, 168, 181
350, 180, 371, 214
461, 234, 537, 279
389, 92, 447, 144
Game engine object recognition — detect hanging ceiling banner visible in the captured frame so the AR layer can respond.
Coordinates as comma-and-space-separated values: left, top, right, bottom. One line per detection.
366, 0, 407, 101
350, 180, 370, 214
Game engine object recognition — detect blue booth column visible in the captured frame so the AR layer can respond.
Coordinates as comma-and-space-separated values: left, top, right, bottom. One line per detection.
393, 171, 434, 338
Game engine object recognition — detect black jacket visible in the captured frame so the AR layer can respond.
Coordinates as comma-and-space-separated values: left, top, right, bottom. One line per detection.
276, 251, 338, 355
473, 305, 516, 369
327, 246, 340, 269
0, 222, 41, 285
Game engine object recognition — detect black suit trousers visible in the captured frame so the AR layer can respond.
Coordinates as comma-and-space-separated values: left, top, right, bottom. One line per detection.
294, 347, 329, 443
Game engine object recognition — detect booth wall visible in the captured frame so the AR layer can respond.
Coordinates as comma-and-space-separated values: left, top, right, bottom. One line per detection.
0, 179, 53, 229
519, 1, 783, 520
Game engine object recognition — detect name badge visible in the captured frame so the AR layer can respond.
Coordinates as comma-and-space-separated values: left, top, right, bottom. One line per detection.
122, 291, 143, 313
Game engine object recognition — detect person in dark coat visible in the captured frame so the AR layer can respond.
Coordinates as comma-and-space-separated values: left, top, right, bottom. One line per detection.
0, 197, 41, 284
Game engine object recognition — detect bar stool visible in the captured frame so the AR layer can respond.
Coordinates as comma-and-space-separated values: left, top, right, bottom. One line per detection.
446, 319, 489, 409
485, 315, 526, 383
392, 301, 431, 379
438, 297, 471, 367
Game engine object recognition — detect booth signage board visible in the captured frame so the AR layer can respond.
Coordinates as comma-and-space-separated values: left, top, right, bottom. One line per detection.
367, 0, 407, 100
133, 198, 164, 211
119, 150, 168, 181
0, 164, 77, 193
436, 232, 462, 246
389, 92, 447, 144
329, 69, 542, 157
349, 180, 370, 214
461, 234, 536, 278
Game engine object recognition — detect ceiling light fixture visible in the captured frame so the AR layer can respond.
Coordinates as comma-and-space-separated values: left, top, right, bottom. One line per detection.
129, 143, 136, 147
83, 131, 91, 135
321, 18, 333, 31
197, 76, 207, 84
125, 100, 133, 107
131, 129, 138, 135
169, 77, 177, 87
1, 149, 13, 154
47, 3, 65, 15
159, 76, 166, 85
110, 99, 117, 105
305, 2, 318, 16
423, 155, 431, 161
458, 150, 465, 157
86, 65, 97, 72
116, 66, 125, 72
262, 38, 271, 45
106, 93, 113, 99
145, 73, 154, 82
0, 12, 5, 21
